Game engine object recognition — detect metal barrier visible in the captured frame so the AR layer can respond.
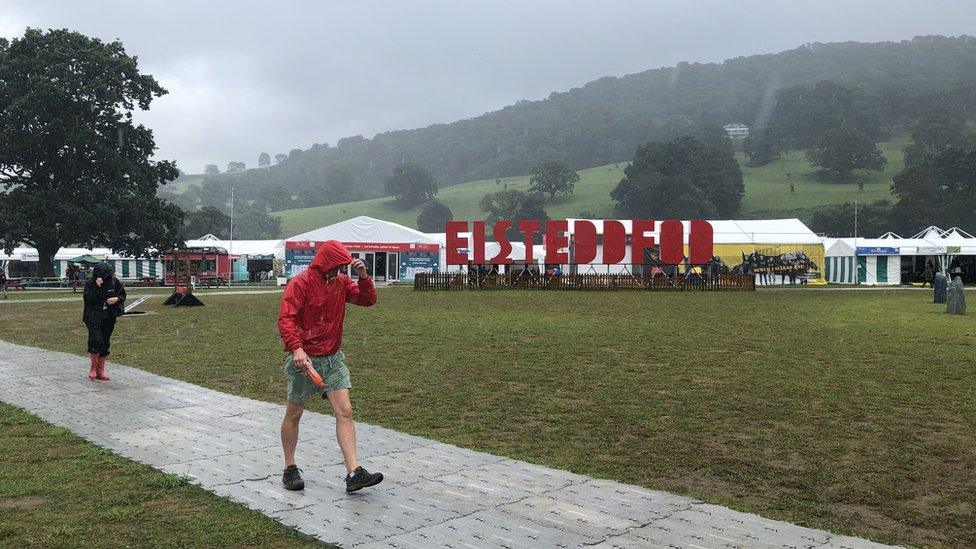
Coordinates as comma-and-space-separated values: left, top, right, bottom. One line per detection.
414, 272, 756, 291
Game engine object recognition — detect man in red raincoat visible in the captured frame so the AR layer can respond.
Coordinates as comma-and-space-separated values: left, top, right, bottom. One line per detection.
277, 240, 383, 492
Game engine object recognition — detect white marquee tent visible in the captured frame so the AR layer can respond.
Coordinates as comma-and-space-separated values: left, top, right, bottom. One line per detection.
287, 216, 441, 246
285, 216, 442, 281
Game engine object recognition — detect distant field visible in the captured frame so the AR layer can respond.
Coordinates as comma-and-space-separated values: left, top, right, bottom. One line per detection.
739, 134, 906, 217
273, 136, 906, 236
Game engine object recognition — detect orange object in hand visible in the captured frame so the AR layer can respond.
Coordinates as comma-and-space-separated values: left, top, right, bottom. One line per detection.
305, 365, 325, 389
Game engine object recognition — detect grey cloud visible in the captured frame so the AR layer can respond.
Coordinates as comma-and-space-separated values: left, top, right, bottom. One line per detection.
2, 0, 975, 173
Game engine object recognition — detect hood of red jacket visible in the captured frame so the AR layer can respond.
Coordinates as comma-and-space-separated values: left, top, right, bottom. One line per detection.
309, 240, 353, 274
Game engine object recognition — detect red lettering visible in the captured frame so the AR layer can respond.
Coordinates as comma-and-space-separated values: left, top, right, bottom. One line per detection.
659, 219, 684, 264
631, 219, 656, 266
446, 221, 468, 264
573, 220, 597, 264
518, 220, 541, 264
689, 219, 714, 264
473, 220, 486, 263
545, 220, 569, 264
444, 218, 715, 266
490, 221, 513, 264
603, 220, 626, 264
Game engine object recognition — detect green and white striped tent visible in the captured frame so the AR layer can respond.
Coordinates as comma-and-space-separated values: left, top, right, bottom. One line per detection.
0, 246, 165, 280
824, 238, 901, 285
855, 254, 901, 285
824, 239, 857, 284
51, 248, 164, 279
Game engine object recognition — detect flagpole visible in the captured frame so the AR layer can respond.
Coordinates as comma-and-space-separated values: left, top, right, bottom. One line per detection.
229, 186, 235, 285
854, 199, 858, 285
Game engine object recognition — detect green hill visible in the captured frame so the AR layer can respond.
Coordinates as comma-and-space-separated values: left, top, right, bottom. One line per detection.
200, 37, 975, 203
273, 135, 906, 236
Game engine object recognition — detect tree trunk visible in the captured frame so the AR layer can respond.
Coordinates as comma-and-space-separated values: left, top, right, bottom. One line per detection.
35, 239, 60, 277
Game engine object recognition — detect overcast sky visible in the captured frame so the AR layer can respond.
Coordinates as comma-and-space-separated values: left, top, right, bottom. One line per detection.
2, 1, 975, 174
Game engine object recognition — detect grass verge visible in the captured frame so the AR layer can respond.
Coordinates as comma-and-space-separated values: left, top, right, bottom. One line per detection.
0, 402, 319, 548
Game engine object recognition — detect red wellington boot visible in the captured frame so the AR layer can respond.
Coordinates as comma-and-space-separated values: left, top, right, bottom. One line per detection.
88, 354, 99, 381
95, 356, 110, 381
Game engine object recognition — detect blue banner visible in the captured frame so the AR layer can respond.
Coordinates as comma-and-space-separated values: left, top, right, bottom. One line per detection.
285, 248, 317, 278
400, 251, 438, 279
856, 247, 899, 256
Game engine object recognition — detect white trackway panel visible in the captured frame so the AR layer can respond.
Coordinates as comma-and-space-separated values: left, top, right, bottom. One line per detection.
0, 340, 896, 548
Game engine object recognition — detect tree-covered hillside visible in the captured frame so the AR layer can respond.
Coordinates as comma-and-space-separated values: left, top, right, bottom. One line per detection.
189, 36, 976, 203
272, 133, 909, 237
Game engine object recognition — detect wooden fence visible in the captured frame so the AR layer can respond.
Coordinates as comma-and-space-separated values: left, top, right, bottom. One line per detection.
414, 272, 755, 291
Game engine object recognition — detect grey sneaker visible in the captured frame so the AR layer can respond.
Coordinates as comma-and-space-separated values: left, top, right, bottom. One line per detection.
283, 464, 305, 491
345, 466, 383, 493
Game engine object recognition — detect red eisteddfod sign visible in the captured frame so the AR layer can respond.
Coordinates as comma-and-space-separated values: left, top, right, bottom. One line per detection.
445, 219, 713, 265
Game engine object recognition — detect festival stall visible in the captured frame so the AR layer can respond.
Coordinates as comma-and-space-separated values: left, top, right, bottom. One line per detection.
823, 238, 857, 284
938, 227, 976, 283
0, 247, 164, 282
824, 237, 903, 285
179, 235, 285, 283
822, 226, 976, 285
285, 216, 441, 281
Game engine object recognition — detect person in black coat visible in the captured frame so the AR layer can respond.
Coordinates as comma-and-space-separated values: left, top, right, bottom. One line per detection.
82, 262, 126, 380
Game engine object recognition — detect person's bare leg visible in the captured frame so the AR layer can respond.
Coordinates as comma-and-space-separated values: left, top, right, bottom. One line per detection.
325, 389, 358, 472
281, 402, 304, 468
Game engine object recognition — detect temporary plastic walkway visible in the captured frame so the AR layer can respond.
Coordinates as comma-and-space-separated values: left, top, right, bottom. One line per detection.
0, 340, 894, 548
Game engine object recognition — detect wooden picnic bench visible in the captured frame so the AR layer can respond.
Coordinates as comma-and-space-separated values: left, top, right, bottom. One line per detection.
5, 279, 27, 291
196, 276, 226, 287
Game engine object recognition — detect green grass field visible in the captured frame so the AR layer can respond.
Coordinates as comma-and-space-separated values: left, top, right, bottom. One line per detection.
738, 136, 906, 217
272, 135, 907, 236
0, 402, 317, 548
1, 288, 974, 547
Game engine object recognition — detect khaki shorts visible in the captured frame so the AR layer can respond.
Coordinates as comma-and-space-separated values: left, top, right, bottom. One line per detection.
284, 350, 351, 405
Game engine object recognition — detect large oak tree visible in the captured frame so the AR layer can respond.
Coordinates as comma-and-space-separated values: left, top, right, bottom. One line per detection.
384, 162, 437, 208
804, 125, 886, 182
479, 190, 548, 244
0, 28, 183, 275
611, 135, 743, 219
528, 159, 578, 199
416, 200, 454, 233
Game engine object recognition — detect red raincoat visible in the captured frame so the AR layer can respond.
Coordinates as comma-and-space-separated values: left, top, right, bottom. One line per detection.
278, 240, 377, 355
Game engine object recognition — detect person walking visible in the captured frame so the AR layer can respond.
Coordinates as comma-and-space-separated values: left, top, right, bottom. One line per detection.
277, 240, 383, 493
922, 261, 935, 288
0, 268, 7, 299
82, 262, 126, 380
